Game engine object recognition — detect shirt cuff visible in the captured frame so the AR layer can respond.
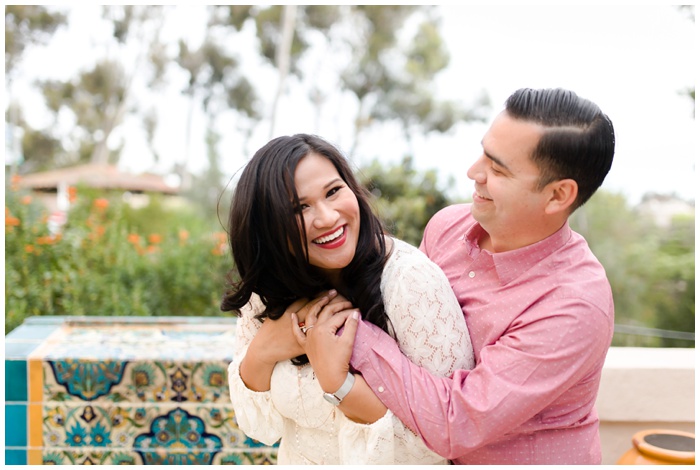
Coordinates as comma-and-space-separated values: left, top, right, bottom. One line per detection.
349, 320, 387, 370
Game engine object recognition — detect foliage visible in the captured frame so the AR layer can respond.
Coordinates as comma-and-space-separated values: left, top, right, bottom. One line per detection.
4, 177, 233, 334
5, 5, 67, 76
359, 155, 454, 247
570, 192, 695, 348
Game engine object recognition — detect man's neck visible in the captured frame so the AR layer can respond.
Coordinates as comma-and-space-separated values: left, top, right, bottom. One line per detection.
479, 220, 568, 253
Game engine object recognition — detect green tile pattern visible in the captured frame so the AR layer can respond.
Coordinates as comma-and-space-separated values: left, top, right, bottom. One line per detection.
3, 316, 278, 465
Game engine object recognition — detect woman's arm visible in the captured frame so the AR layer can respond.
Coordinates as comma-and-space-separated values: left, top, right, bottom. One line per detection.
228, 294, 285, 445
239, 293, 345, 391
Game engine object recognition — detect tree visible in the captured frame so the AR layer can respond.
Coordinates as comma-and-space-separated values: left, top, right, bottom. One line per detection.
5, 5, 67, 77
209, 5, 342, 138
5, 6, 67, 174
570, 192, 695, 347
358, 155, 453, 247
338, 6, 488, 157
25, 6, 169, 170
174, 8, 261, 189
649, 215, 695, 347
676, 5, 695, 115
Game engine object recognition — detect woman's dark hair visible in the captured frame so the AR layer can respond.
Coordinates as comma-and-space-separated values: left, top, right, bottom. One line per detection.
505, 88, 615, 210
221, 134, 393, 362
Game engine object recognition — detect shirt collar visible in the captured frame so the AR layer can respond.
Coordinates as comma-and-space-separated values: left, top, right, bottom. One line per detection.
463, 222, 572, 285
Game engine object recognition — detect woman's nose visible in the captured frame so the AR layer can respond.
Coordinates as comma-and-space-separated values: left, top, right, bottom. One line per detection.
312, 203, 338, 228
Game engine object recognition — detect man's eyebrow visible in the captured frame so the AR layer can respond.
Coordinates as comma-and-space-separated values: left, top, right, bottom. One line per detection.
481, 142, 510, 171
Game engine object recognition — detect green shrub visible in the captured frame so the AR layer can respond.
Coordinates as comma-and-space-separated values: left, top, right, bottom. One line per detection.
5, 181, 235, 334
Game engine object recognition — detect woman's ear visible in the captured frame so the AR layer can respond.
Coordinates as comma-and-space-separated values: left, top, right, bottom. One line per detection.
544, 178, 578, 215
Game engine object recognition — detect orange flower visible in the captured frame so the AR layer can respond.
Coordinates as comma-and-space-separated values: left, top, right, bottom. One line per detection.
93, 198, 109, 210
10, 175, 21, 191
211, 232, 228, 256
68, 186, 78, 203
36, 236, 55, 245
94, 225, 106, 237
146, 245, 160, 254
20, 195, 32, 205
24, 244, 35, 253
148, 233, 162, 244
5, 216, 20, 227
127, 233, 141, 245
178, 230, 189, 245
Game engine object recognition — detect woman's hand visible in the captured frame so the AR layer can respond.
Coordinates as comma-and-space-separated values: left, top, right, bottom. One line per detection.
293, 302, 387, 424
239, 291, 339, 391
291, 297, 357, 394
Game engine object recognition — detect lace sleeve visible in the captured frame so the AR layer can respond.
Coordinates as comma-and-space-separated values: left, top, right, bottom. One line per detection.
383, 242, 474, 374
337, 240, 474, 464
227, 294, 285, 445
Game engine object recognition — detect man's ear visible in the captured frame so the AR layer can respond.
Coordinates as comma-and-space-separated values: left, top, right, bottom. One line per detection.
544, 178, 578, 215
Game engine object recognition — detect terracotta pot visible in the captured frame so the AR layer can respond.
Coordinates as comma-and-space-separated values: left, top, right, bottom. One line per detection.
617, 429, 695, 465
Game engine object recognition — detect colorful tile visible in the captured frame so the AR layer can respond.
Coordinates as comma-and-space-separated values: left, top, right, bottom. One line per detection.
5, 323, 61, 341
5, 360, 28, 401
5, 449, 27, 465
4, 340, 41, 359
5, 404, 28, 446
40, 402, 248, 450
4, 315, 280, 465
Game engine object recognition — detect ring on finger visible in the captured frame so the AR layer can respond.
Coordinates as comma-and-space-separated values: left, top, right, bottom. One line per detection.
300, 325, 314, 334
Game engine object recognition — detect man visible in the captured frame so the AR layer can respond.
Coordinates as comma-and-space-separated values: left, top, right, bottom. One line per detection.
302, 88, 616, 464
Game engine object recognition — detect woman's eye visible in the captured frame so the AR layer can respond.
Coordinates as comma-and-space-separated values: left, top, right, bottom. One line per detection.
327, 186, 343, 197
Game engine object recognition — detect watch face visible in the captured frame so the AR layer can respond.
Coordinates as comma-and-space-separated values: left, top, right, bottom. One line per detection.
323, 393, 341, 406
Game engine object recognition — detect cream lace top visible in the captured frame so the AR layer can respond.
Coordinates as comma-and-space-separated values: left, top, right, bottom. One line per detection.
228, 237, 475, 464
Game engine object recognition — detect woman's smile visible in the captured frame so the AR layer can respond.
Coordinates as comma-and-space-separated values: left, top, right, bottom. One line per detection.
312, 225, 347, 248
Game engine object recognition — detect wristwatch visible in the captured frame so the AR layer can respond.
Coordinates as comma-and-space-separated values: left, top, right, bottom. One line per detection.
322, 372, 355, 406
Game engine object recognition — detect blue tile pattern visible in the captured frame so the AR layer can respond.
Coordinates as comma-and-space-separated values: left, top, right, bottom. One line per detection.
5, 360, 28, 401
3, 315, 278, 465
5, 404, 28, 447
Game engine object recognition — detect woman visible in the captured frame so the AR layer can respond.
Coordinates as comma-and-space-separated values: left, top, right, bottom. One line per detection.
223, 134, 474, 464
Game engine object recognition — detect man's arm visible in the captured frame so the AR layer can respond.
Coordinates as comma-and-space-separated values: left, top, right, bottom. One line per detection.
341, 301, 612, 459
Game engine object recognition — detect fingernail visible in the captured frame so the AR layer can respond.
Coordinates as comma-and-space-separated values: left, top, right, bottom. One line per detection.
352, 310, 360, 320
328, 289, 337, 296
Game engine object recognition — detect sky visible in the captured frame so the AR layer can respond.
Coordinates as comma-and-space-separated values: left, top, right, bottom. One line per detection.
6, 4, 697, 206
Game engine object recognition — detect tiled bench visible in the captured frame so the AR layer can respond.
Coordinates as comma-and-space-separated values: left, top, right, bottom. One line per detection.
4, 316, 278, 465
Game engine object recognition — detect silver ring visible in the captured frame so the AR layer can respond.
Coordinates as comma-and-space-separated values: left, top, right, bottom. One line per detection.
300, 325, 314, 334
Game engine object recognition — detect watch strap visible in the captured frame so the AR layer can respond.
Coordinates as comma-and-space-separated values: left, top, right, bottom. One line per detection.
324, 372, 355, 405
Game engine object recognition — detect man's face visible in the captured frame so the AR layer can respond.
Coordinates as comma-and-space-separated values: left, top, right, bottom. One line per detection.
467, 111, 551, 252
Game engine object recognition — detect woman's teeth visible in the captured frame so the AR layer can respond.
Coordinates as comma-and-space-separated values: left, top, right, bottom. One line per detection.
313, 226, 344, 244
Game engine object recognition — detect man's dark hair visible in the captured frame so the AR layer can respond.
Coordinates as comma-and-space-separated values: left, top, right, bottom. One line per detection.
505, 88, 615, 210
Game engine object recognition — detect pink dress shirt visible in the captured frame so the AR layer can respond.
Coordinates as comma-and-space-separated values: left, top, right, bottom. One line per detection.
350, 204, 614, 464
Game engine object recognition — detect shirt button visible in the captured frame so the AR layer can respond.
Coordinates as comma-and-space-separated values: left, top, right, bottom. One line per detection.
468, 271, 476, 278
378, 386, 385, 393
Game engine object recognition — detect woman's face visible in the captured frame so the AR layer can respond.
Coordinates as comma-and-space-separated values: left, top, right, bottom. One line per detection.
293, 152, 360, 279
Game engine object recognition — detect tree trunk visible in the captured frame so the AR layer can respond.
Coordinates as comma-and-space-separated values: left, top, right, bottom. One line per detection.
269, 5, 297, 138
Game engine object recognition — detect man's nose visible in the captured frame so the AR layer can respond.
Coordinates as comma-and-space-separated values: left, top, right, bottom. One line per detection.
467, 155, 486, 183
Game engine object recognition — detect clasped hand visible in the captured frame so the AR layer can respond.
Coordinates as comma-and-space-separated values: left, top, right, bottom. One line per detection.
291, 291, 359, 393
